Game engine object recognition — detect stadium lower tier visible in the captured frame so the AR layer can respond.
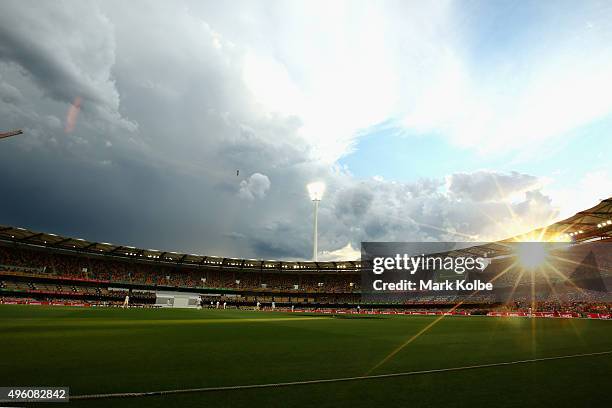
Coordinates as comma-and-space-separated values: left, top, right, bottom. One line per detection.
1, 273, 610, 316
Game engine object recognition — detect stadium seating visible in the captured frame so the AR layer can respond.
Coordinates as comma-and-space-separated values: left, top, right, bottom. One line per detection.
1, 244, 610, 314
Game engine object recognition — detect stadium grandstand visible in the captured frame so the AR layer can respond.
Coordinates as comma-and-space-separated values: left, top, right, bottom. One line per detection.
1, 198, 611, 315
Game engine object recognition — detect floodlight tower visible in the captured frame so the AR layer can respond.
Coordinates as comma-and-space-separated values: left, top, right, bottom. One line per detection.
307, 182, 325, 262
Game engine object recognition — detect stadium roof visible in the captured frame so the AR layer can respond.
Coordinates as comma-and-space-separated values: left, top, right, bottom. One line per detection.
534, 197, 612, 237
0, 226, 360, 272
1, 197, 611, 271
440, 197, 612, 260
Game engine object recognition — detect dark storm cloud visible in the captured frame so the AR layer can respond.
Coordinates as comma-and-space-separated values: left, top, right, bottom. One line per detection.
252, 237, 310, 260
0, 0, 134, 131
334, 184, 374, 219
0, 0, 319, 258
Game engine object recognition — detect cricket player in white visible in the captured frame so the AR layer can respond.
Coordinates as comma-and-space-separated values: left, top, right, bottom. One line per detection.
123, 294, 129, 308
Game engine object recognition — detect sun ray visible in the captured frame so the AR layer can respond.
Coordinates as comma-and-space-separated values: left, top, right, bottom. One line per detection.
364, 301, 465, 375
544, 260, 588, 295
529, 267, 538, 357
539, 262, 585, 343
365, 260, 519, 375
503, 265, 526, 304
491, 174, 518, 221
384, 214, 480, 240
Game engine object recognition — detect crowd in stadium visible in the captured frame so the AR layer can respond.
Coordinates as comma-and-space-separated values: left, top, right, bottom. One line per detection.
1, 244, 610, 317
0, 246, 359, 292
508, 291, 611, 314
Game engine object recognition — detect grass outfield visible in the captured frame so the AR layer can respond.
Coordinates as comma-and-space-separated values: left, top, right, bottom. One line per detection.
1, 306, 611, 407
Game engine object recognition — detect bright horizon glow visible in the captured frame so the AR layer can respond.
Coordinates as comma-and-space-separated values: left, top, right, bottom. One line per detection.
307, 182, 326, 201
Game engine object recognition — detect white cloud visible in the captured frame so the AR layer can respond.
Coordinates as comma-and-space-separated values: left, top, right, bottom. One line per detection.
238, 173, 271, 201
399, 9, 612, 154
318, 242, 360, 262
222, 1, 612, 164
235, 0, 409, 163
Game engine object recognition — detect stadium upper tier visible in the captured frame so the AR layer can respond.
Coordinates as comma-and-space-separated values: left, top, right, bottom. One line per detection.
0, 197, 611, 271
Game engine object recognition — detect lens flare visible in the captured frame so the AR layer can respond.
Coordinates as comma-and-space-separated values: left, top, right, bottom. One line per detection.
65, 96, 82, 133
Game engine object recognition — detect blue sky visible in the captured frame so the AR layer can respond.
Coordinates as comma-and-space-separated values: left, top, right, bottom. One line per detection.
342, 115, 612, 188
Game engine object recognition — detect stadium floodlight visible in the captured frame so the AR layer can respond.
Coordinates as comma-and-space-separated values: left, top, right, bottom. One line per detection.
307, 181, 325, 201
307, 182, 325, 261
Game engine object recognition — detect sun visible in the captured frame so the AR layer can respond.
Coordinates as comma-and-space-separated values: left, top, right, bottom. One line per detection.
515, 242, 549, 269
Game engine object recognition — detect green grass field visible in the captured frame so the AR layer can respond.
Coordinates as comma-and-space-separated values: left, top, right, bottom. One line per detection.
1, 305, 611, 408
